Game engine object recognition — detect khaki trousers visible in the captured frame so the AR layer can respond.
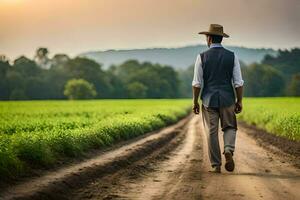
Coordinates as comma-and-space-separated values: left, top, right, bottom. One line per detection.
201, 103, 237, 167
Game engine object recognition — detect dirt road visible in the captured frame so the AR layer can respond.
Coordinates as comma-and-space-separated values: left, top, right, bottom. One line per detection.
1, 115, 300, 200
72, 115, 300, 200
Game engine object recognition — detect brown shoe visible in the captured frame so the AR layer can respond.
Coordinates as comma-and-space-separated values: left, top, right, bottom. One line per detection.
224, 151, 235, 172
209, 166, 221, 173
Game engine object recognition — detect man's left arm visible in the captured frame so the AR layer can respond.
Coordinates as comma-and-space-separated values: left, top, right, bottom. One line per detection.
233, 54, 244, 114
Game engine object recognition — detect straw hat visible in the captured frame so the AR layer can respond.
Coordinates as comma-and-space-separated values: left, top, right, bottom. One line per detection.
198, 24, 229, 38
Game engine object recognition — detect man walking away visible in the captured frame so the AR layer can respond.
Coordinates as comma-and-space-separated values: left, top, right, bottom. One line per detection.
192, 24, 244, 173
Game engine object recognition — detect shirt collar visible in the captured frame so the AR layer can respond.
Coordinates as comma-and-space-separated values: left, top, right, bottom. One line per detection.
210, 43, 223, 48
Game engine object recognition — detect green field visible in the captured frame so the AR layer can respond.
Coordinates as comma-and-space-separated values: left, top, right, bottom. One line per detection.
0, 99, 191, 179
238, 97, 300, 141
1, 98, 299, 180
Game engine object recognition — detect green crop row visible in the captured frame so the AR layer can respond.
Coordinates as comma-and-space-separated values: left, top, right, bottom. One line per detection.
238, 97, 300, 141
0, 99, 191, 179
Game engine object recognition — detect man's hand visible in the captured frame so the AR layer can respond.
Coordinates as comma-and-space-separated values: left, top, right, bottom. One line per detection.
192, 86, 201, 115
235, 101, 243, 114
193, 102, 200, 114
234, 86, 243, 114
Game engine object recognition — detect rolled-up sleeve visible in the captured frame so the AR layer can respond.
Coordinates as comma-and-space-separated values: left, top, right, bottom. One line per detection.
232, 54, 244, 88
192, 54, 203, 88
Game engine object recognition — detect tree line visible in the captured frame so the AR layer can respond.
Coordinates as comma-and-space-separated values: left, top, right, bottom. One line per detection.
242, 48, 300, 96
0, 48, 180, 100
179, 48, 300, 97
0, 47, 299, 100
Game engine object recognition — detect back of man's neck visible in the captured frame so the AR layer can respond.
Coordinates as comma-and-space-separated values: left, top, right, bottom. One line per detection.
209, 43, 223, 48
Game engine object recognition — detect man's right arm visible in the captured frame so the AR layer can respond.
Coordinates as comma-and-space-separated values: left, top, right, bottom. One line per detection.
192, 86, 201, 114
192, 54, 203, 114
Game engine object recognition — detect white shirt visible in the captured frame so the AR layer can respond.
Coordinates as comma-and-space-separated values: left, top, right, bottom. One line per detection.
192, 43, 244, 88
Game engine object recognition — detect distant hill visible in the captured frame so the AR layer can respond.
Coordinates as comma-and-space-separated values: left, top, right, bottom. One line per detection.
79, 44, 277, 69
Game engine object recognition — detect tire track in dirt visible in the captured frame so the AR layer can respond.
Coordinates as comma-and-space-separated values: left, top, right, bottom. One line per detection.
2, 114, 300, 200
75, 114, 203, 200
73, 115, 300, 200
199, 116, 300, 200
0, 115, 192, 200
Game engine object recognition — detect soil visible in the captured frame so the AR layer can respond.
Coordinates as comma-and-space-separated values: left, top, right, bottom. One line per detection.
1, 114, 299, 200
238, 121, 300, 168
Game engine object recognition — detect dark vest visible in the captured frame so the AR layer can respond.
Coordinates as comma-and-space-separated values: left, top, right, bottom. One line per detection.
200, 47, 236, 108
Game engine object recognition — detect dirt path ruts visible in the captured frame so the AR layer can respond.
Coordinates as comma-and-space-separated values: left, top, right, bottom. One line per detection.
71, 115, 204, 200
1, 114, 300, 200
72, 115, 300, 200
200, 116, 300, 200
0, 115, 191, 200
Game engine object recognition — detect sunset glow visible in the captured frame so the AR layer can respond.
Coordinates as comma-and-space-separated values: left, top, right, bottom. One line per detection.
0, 0, 299, 59
0, 0, 23, 5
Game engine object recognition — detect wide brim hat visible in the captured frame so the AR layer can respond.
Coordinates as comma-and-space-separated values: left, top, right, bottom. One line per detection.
198, 24, 229, 38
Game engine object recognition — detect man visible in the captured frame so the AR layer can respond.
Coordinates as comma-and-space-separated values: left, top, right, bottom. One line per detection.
192, 24, 244, 173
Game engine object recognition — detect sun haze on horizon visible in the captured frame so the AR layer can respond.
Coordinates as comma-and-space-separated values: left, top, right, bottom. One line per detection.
0, 0, 299, 59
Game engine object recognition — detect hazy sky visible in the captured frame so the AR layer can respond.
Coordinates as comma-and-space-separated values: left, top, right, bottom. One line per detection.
0, 0, 299, 59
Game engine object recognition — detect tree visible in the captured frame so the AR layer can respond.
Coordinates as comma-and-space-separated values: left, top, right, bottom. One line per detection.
106, 65, 127, 98
13, 56, 41, 77
64, 78, 97, 100
0, 57, 11, 99
113, 60, 181, 98
6, 70, 26, 98
177, 65, 194, 98
262, 48, 300, 96
287, 73, 300, 96
11, 56, 48, 99
64, 57, 111, 98
262, 48, 300, 79
25, 77, 49, 99
9, 88, 27, 100
51, 54, 70, 70
0, 54, 9, 63
126, 82, 148, 98
243, 63, 285, 96
42, 67, 69, 99
1, 49, 185, 99
155, 64, 180, 98
34, 47, 51, 69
